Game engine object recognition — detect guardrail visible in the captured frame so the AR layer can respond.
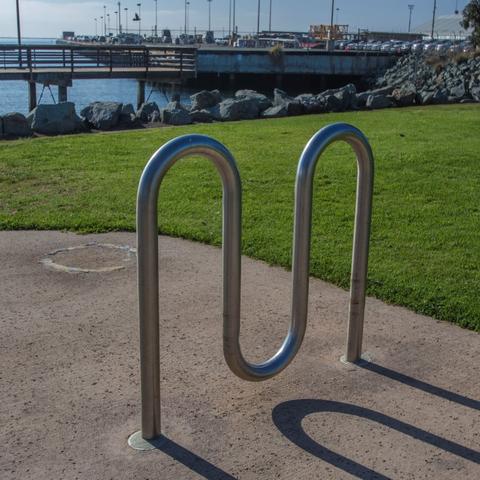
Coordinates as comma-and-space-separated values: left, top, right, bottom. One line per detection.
128, 123, 374, 450
0, 44, 196, 76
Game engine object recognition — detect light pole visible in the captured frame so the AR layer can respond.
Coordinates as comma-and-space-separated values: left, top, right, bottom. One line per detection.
125, 7, 129, 33
228, 0, 232, 37
431, 0, 437, 39
184, 0, 187, 34
268, 0, 272, 32
103, 5, 107, 36
154, 0, 158, 36
114, 11, 118, 34
328, 0, 335, 50
94, 17, 98, 36
100, 16, 104, 37
16, 0, 22, 48
336, 7, 340, 25
107, 13, 111, 35
137, 3, 142, 37
118, 1, 122, 34
232, 0, 236, 40
408, 4, 414, 33
256, 0, 260, 35
207, 0, 212, 31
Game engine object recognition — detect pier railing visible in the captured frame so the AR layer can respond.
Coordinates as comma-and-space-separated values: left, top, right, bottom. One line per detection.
0, 44, 196, 76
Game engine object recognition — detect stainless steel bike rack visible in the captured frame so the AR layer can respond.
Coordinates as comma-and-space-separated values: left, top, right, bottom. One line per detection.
128, 123, 374, 450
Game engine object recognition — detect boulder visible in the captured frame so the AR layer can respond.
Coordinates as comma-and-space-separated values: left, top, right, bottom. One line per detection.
321, 94, 344, 112
118, 103, 138, 127
449, 83, 466, 100
366, 94, 394, 109
190, 90, 222, 111
295, 94, 325, 114
218, 98, 260, 121
356, 86, 396, 108
203, 105, 223, 121
189, 110, 214, 123
471, 82, 480, 102
80, 101, 123, 130
273, 88, 291, 106
161, 101, 192, 125
26, 102, 84, 135
235, 89, 272, 111
273, 88, 303, 115
136, 102, 160, 122
2, 112, 32, 138
431, 89, 449, 104
261, 104, 288, 118
392, 86, 417, 107
333, 83, 357, 110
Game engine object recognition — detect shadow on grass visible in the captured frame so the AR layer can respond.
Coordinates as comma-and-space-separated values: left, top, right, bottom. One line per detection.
272, 399, 480, 480
358, 361, 480, 411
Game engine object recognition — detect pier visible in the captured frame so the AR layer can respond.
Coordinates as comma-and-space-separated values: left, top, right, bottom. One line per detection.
0, 43, 397, 111
0, 44, 196, 109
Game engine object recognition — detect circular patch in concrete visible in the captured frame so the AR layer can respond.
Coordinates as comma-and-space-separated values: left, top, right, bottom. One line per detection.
41, 243, 136, 273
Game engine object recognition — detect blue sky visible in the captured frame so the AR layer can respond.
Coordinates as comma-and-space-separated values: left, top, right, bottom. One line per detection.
0, 0, 470, 37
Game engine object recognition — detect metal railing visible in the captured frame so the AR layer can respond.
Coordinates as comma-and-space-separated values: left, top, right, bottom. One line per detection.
0, 44, 196, 76
129, 123, 374, 450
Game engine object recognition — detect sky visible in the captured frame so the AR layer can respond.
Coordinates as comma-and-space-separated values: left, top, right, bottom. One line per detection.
0, 0, 471, 38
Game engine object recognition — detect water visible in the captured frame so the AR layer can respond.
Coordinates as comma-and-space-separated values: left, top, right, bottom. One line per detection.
0, 37, 194, 115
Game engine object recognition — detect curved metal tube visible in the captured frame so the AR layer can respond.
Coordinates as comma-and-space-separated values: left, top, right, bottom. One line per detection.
134, 125, 374, 442
136, 134, 241, 440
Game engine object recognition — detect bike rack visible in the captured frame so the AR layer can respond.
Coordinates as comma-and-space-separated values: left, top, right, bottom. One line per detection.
128, 123, 374, 450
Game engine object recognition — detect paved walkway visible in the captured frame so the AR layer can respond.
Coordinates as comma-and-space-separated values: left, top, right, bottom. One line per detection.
1, 231, 479, 479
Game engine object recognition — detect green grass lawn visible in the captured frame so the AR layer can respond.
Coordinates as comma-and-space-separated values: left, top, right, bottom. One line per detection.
1, 104, 479, 331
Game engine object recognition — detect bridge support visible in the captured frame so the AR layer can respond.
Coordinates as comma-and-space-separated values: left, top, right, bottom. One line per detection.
28, 81, 37, 112
58, 85, 68, 103
137, 80, 146, 109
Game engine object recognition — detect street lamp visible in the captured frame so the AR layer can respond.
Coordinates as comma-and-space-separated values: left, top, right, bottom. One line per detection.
154, 0, 158, 37
118, 1, 122, 34
94, 17, 98, 36
431, 0, 437, 39
336, 7, 340, 25
114, 11, 118, 34
232, 0, 236, 41
136, 3, 142, 37
268, 0, 272, 32
16, 0, 22, 48
124, 7, 129, 33
207, 0, 212, 31
328, 0, 335, 50
408, 4, 414, 33
103, 5, 107, 36
100, 16, 104, 37
107, 13, 111, 35
184, 0, 188, 34
256, 0, 261, 35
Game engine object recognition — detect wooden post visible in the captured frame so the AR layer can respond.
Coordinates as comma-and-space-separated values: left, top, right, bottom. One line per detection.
137, 80, 146, 109
28, 81, 36, 112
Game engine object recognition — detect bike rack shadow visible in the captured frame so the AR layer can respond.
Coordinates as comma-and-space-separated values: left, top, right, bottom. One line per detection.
144, 435, 237, 480
272, 399, 480, 480
358, 361, 480, 411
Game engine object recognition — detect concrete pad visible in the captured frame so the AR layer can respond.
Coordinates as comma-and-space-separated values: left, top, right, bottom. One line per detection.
1, 231, 479, 480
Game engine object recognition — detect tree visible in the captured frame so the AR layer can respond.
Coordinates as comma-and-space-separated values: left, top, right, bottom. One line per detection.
461, 0, 480, 47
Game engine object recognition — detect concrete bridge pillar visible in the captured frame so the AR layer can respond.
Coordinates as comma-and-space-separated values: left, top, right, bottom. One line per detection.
137, 80, 146, 109
58, 85, 68, 103
28, 82, 37, 112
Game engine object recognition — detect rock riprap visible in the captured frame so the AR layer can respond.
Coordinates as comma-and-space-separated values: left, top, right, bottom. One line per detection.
27, 102, 84, 135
